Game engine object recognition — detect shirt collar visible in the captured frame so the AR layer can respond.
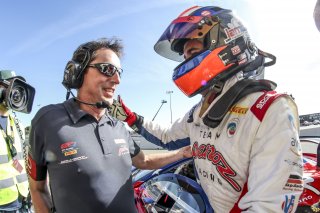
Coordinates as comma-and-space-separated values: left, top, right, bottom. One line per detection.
63, 98, 115, 126
63, 98, 87, 124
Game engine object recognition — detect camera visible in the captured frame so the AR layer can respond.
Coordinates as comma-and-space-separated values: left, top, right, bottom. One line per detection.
0, 77, 35, 114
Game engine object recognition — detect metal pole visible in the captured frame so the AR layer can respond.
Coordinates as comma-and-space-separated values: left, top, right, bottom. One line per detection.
166, 91, 173, 123
152, 100, 167, 121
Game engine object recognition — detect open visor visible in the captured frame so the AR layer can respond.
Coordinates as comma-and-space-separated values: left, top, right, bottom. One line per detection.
154, 16, 218, 62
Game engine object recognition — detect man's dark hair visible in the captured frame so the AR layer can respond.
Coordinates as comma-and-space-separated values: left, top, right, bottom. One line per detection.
72, 37, 124, 64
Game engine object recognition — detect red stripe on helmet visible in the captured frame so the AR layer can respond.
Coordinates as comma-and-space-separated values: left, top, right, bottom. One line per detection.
172, 16, 203, 24
178, 6, 201, 17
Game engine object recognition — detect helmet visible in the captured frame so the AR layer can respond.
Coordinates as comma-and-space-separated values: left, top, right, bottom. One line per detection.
154, 6, 263, 97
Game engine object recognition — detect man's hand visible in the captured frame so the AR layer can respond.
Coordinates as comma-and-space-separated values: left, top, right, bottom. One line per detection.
109, 95, 136, 125
179, 146, 193, 158
109, 95, 143, 132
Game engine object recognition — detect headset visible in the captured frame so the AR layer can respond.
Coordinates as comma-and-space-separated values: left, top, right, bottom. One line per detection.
61, 44, 110, 109
62, 45, 92, 89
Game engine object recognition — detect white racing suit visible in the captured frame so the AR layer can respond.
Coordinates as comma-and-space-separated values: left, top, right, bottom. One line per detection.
138, 74, 303, 212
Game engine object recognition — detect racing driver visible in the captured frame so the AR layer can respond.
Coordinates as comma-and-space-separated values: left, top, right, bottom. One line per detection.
110, 6, 303, 212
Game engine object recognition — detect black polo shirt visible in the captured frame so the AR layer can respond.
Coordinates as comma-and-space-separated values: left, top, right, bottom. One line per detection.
28, 99, 140, 213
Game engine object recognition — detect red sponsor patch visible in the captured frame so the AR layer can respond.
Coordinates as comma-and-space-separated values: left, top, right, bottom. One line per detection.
61, 141, 76, 149
27, 154, 37, 180
250, 91, 286, 121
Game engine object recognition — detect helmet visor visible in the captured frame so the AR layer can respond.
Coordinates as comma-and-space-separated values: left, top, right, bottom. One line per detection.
154, 16, 218, 62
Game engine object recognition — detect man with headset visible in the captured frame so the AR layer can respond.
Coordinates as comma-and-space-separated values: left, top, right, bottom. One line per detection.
110, 6, 303, 212
0, 70, 34, 213
27, 38, 192, 213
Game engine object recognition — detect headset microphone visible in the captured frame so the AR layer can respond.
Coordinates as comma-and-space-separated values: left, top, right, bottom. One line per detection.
95, 101, 110, 109
68, 90, 110, 109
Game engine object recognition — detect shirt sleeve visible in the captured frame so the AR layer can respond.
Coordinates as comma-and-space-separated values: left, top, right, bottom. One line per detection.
239, 97, 303, 212
127, 130, 140, 158
27, 116, 48, 181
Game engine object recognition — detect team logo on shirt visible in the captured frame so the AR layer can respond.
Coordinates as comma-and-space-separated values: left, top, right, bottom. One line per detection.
192, 141, 241, 192
226, 118, 239, 138
61, 141, 78, 156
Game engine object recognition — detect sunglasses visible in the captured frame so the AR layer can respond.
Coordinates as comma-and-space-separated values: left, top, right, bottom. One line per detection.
88, 63, 123, 78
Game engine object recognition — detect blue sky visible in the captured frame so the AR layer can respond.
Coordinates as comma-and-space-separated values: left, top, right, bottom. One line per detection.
1, 0, 320, 127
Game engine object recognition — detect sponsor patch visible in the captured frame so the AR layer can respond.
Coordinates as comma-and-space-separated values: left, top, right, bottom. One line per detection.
118, 145, 129, 156
60, 156, 88, 164
290, 137, 302, 156
27, 154, 47, 180
282, 195, 295, 213
224, 18, 245, 43
229, 106, 248, 115
250, 91, 285, 122
227, 118, 239, 138
27, 155, 36, 180
114, 139, 126, 144
60, 141, 78, 156
283, 174, 303, 192
284, 159, 302, 169
231, 45, 241, 55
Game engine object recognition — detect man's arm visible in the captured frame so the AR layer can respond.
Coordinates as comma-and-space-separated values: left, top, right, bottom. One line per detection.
29, 178, 52, 213
132, 146, 192, 170
110, 95, 193, 150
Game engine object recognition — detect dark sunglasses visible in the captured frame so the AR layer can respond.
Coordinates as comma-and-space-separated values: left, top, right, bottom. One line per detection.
87, 63, 123, 78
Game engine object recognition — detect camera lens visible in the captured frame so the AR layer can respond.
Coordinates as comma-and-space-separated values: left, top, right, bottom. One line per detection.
9, 85, 27, 110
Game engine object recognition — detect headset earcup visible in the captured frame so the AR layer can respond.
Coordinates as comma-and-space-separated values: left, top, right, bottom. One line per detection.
62, 60, 83, 89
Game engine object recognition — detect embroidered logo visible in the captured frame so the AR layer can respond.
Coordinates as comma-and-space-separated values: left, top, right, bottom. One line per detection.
227, 118, 239, 138
229, 106, 248, 115
61, 141, 78, 156
283, 174, 303, 192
